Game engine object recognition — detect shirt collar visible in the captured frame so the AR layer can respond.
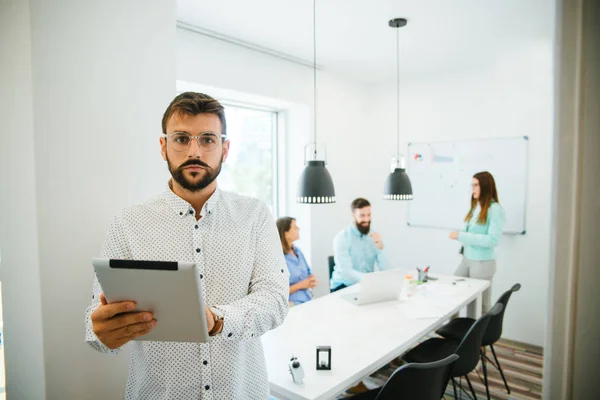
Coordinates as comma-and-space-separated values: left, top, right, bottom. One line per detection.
350, 224, 363, 237
162, 180, 221, 218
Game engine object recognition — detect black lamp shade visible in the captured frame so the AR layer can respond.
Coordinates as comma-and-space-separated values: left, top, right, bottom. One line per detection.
383, 168, 413, 200
297, 160, 336, 204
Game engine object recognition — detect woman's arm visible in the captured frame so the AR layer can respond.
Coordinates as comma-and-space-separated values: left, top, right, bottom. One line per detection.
288, 248, 314, 294
289, 280, 308, 294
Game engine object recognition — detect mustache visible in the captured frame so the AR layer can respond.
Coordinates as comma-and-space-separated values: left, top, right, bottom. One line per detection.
179, 159, 211, 170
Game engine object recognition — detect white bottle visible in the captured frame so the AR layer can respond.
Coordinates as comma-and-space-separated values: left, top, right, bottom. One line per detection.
401, 274, 414, 301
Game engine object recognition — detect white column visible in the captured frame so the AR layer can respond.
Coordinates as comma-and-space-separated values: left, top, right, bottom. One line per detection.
0, 1, 175, 398
0, 1, 46, 399
544, 0, 600, 398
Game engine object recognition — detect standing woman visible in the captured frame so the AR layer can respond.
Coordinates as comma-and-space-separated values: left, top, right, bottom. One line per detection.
276, 217, 317, 306
449, 171, 505, 312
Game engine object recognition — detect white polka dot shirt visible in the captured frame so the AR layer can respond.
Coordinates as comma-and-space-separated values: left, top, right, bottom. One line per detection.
84, 186, 290, 399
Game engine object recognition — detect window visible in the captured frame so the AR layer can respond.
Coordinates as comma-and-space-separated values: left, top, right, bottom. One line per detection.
217, 103, 279, 216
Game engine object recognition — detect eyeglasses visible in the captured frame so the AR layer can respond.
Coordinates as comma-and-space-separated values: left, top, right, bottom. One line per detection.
163, 132, 226, 152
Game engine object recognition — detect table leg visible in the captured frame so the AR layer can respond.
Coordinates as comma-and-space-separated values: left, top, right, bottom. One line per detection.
467, 292, 483, 319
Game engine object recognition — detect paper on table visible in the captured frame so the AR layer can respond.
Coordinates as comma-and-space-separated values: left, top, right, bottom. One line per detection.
423, 282, 462, 297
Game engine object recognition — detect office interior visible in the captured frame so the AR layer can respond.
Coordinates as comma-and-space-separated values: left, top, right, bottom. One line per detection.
0, 0, 598, 399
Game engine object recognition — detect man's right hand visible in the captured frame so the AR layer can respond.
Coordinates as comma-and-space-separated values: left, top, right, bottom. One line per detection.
91, 293, 156, 350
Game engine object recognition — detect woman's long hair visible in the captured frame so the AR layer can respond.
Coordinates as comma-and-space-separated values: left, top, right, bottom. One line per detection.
465, 171, 499, 224
276, 217, 295, 255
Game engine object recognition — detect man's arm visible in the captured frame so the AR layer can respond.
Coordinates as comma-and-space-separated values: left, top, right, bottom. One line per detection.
84, 212, 131, 355
333, 232, 365, 285
370, 232, 391, 270
213, 204, 289, 340
375, 248, 391, 270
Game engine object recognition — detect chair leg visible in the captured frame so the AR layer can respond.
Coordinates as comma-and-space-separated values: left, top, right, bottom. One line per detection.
475, 350, 485, 386
490, 344, 511, 394
452, 378, 458, 399
465, 375, 477, 400
481, 349, 490, 400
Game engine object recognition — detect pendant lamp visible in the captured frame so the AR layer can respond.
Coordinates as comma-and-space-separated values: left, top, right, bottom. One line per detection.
383, 18, 413, 201
296, 0, 335, 204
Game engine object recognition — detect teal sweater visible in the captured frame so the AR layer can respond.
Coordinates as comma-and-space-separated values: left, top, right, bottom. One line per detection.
458, 202, 505, 261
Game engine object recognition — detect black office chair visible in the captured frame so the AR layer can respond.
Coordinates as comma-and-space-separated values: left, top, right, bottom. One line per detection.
348, 354, 459, 400
328, 255, 335, 281
436, 283, 521, 398
402, 303, 504, 400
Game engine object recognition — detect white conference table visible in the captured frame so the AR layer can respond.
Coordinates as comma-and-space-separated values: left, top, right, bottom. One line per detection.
262, 273, 489, 400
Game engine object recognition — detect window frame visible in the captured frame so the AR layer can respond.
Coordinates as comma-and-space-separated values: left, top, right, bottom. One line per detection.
219, 100, 281, 218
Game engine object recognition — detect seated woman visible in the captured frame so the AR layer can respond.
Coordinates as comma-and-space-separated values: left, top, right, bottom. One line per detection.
276, 217, 317, 306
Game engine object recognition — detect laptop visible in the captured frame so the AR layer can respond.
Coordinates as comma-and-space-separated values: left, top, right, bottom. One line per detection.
340, 269, 404, 306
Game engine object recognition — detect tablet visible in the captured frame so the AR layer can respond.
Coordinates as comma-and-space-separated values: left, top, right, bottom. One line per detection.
92, 258, 209, 343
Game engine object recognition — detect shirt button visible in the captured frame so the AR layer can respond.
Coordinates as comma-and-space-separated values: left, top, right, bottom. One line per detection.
205, 385, 210, 390
203, 360, 208, 365
195, 225, 198, 229
227, 332, 233, 337
179, 212, 183, 216
196, 248, 201, 253
200, 274, 203, 279
189, 210, 194, 215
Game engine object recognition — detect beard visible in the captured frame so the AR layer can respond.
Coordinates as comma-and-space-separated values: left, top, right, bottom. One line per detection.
355, 221, 371, 235
167, 154, 223, 192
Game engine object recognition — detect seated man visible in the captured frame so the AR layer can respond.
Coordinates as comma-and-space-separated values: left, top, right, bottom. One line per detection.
330, 197, 391, 292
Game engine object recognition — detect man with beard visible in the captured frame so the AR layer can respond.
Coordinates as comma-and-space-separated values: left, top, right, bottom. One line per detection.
85, 92, 289, 400
330, 198, 391, 293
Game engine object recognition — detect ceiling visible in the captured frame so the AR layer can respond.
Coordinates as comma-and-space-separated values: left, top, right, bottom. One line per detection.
176, 0, 555, 84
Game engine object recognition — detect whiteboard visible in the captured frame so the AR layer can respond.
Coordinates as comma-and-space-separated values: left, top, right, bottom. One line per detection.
406, 137, 528, 234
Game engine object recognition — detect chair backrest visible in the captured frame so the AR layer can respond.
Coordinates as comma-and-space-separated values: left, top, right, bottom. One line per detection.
374, 354, 459, 400
483, 283, 521, 345
452, 303, 504, 377
328, 256, 335, 281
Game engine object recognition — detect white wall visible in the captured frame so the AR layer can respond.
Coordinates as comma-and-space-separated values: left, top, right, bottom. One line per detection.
177, 28, 368, 298
0, 1, 175, 398
361, 39, 555, 346
0, 2, 556, 398
177, 26, 555, 346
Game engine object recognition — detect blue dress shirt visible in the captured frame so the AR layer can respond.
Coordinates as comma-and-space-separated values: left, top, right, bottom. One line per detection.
330, 225, 391, 289
285, 246, 312, 305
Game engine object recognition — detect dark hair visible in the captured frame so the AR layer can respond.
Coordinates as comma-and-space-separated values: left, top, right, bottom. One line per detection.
465, 171, 500, 224
351, 198, 371, 212
161, 92, 227, 138
276, 217, 295, 255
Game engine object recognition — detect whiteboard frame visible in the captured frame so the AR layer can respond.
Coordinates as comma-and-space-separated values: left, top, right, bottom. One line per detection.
405, 136, 529, 235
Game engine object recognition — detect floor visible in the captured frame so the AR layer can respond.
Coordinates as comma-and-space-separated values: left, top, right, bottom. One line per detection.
339, 339, 543, 399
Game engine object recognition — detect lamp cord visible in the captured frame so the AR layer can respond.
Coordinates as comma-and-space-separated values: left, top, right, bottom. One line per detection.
396, 25, 400, 164
313, 0, 317, 159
